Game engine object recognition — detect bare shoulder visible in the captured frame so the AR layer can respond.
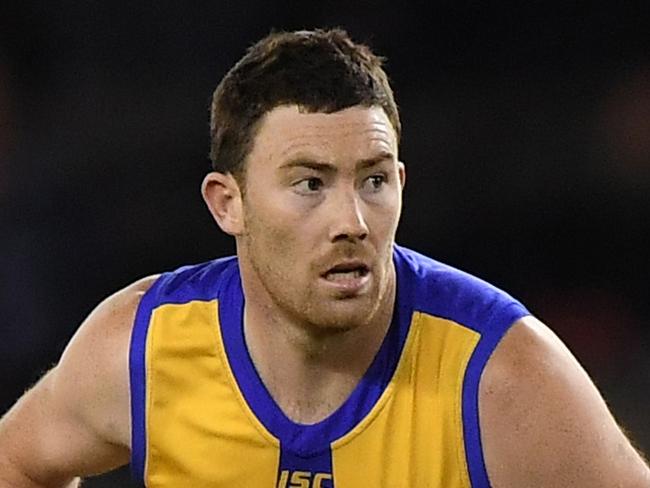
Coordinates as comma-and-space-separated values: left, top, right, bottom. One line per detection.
53, 274, 160, 445
479, 315, 650, 487
63, 274, 159, 353
0, 275, 159, 482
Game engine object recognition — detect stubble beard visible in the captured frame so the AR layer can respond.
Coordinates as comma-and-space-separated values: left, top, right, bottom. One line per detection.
247, 242, 394, 338
240, 202, 396, 336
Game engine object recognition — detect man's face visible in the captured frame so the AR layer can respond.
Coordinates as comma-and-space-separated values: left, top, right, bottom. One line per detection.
238, 104, 405, 332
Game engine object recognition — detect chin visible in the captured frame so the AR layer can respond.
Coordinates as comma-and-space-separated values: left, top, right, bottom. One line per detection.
304, 299, 376, 332
306, 318, 363, 335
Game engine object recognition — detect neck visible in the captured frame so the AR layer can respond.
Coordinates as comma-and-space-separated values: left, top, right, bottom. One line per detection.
240, 260, 396, 424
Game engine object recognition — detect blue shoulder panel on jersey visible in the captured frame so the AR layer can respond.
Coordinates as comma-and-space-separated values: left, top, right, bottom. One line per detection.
149, 256, 237, 305
128, 256, 238, 483
393, 246, 529, 488
395, 246, 528, 333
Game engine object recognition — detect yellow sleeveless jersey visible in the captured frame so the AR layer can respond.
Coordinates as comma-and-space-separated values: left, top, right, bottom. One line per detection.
129, 245, 528, 487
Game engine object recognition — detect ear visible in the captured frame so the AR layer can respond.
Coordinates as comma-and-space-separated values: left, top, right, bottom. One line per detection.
201, 171, 244, 236
397, 161, 406, 190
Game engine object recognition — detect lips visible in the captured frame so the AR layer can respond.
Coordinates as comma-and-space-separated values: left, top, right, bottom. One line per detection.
320, 260, 371, 295
322, 261, 370, 281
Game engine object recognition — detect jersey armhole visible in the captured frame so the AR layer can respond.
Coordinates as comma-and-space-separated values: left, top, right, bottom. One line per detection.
128, 277, 164, 486
461, 304, 529, 488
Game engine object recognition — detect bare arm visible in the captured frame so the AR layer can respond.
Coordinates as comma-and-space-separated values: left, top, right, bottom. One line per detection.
0, 276, 157, 487
480, 315, 650, 487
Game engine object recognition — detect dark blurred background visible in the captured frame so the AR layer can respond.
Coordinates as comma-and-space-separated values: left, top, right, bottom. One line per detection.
1, 1, 648, 485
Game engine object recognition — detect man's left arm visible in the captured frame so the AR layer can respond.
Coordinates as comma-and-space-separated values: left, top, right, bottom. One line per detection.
480, 315, 650, 487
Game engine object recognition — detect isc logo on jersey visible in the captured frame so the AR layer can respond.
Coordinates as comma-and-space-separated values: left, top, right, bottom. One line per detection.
277, 470, 333, 488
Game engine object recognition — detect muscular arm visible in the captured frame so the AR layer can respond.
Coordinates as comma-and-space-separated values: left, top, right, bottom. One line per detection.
0, 277, 157, 487
480, 315, 650, 487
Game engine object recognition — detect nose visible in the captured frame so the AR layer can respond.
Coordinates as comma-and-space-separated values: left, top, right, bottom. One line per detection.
328, 189, 369, 243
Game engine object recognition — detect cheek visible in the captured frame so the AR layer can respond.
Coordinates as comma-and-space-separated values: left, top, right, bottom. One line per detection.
368, 195, 402, 236
244, 202, 308, 269
248, 190, 320, 241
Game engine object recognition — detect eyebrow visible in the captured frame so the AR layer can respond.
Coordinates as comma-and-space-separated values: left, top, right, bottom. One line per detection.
279, 151, 395, 172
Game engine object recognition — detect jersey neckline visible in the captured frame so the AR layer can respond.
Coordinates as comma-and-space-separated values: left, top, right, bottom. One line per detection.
217, 247, 414, 457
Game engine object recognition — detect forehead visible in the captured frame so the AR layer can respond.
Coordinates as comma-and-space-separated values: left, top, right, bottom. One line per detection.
249, 105, 398, 165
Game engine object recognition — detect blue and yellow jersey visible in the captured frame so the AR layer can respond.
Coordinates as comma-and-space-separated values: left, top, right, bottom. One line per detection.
129, 245, 528, 487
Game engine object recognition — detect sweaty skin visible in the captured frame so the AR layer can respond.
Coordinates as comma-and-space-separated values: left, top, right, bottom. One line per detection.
0, 105, 648, 487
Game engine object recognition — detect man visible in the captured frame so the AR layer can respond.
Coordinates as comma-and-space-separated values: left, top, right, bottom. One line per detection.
0, 28, 648, 488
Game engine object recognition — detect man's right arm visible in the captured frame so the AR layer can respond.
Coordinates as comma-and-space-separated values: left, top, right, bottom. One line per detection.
0, 276, 157, 487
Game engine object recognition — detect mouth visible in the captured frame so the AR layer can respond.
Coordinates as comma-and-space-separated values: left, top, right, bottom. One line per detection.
322, 261, 369, 280
320, 261, 371, 294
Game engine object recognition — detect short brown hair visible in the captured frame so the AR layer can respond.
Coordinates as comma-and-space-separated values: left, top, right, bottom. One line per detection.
209, 28, 401, 180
